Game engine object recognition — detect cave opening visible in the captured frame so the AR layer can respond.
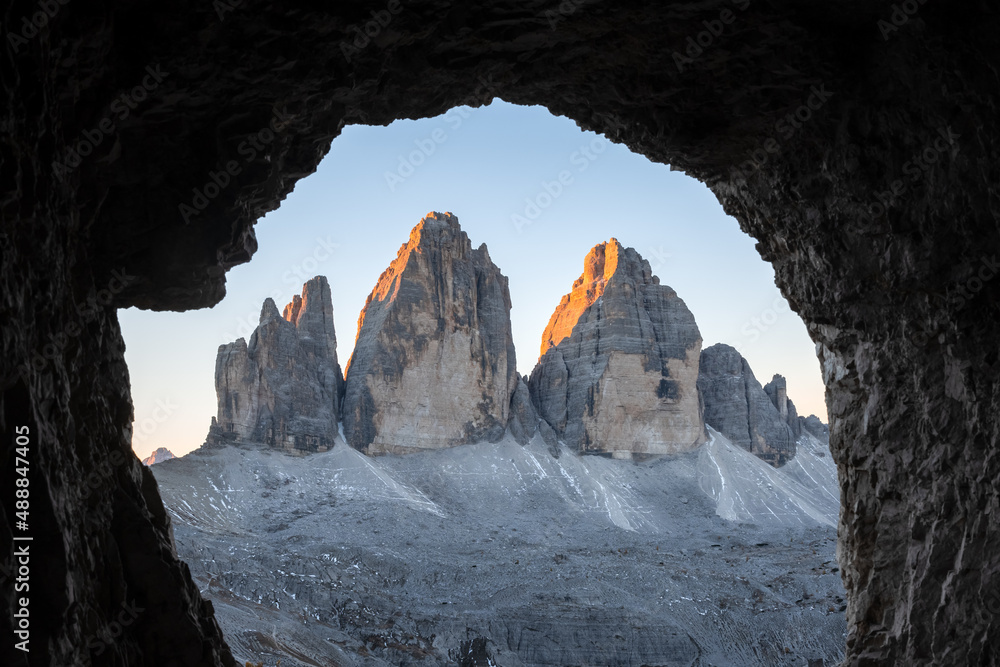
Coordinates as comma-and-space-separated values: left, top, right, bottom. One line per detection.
4, 2, 998, 665
123, 101, 843, 665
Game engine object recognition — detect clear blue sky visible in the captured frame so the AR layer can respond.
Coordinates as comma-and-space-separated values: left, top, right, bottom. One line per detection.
120, 101, 827, 460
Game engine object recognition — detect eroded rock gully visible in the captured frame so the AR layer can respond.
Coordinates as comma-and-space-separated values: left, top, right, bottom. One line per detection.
1, 1, 998, 665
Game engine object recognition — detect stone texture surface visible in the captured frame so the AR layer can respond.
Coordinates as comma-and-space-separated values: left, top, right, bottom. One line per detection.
529, 239, 706, 456
151, 438, 845, 667
764, 373, 804, 440
801, 415, 830, 443
141, 447, 175, 466
697, 344, 797, 467
206, 277, 344, 453
3, 1, 1000, 664
507, 376, 540, 446
343, 212, 517, 454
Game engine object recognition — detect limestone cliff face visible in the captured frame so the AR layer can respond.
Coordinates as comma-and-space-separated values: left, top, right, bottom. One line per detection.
697, 344, 796, 467
207, 276, 344, 452
342, 212, 518, 455
507, 376, 541, 446
529, 239, 706, 456
764, 373, 806, 440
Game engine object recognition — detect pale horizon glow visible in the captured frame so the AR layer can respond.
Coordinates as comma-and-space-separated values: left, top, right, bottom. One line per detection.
120, 101, 828, 461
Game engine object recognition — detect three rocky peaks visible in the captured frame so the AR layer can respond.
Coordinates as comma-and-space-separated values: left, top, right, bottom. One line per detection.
206, 211, 826, 466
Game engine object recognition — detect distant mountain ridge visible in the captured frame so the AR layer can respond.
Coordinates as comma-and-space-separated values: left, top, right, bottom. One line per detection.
202, 211, 827, 467
141, 447, 174, 466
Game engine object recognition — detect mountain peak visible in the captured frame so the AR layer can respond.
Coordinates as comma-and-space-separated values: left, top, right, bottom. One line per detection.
141, 447, 175, 466
542, 239, 657, 357
343, 212, 517, 454
208, 277, 344, 453
529, 239, 704, 456
260, 297, 280, 323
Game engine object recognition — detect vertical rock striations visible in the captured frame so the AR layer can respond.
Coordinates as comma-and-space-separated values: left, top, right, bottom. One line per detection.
529, 239, 706, 457
697, 344, 796, 467
342, 212, 518, 455
206, 276, 344, 452
507, 376, 541, 446
763, 373, 803, 440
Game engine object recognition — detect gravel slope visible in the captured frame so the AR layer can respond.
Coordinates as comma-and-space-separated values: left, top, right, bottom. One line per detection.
153, 428, 846, 666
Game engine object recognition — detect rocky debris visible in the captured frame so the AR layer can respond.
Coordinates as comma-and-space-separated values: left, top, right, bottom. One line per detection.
141, 447, 175, 466
152, 437, 845, 667
697, 344, 796, 467
529, 239, 706, 457
206, 276, 344, 453
342, 212, 518, 455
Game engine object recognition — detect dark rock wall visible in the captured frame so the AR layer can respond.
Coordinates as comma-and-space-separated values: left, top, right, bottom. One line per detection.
2, 0, 998, 664
0, 268, 234, 665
